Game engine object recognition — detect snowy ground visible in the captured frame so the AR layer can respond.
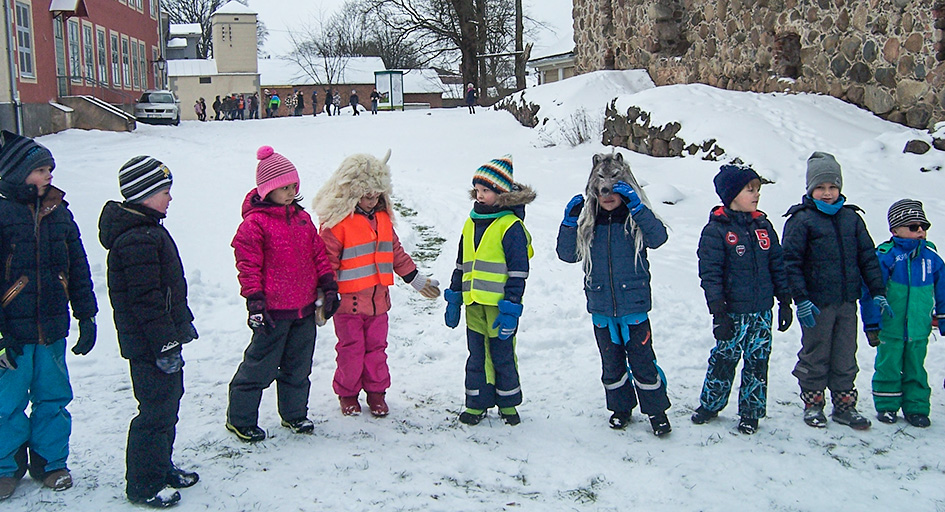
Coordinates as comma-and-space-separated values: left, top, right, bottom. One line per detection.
10, 73, 945, 511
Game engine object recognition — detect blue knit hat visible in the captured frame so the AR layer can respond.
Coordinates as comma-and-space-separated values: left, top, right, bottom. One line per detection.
473, 155, 514, 193
714, 163, 760, 207
0, 130, 55, 186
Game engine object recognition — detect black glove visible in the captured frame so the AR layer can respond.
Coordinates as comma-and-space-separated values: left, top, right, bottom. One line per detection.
179, 323, 199, 344
0, 337, 22, 370
777, 301, 793, 332
71, 317, 97, 355
246, 293, 274, 333
322, 291, 341, 320
156, 352, 184, 374
865, 330, 881, 347
708, 301, 734, 340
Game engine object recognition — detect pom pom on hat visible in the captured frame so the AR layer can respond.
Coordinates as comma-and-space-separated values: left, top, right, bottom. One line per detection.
256, 145, 300, 200
713, 163, 760, 207
473, 155, 514, 194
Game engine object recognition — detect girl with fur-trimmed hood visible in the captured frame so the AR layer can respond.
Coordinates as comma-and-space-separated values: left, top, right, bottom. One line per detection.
314, 150, 440, 418
555, 152, 672, 437
444, 155, 535, 427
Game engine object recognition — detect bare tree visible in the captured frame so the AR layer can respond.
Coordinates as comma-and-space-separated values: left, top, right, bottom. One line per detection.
285, 13, 352, 86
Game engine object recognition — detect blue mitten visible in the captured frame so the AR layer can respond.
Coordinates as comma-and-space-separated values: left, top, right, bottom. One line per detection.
156, 352, 184, 374
796, 300, 821, 328
444, 289, 462, 329
561, 194, 585, 227
612, 181, 642, 213
873, 295, 894, 318
492, 300, 523, 340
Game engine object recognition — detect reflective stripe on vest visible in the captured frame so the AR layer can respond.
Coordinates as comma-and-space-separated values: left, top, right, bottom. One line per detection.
460, 213, 532, 306
332, 211, 395, 293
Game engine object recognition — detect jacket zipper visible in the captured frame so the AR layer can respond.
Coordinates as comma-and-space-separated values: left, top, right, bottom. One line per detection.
607, 211, 617, 316
831, 215, 849, 301
903, 250, 913, 341
33, 197, 46, 344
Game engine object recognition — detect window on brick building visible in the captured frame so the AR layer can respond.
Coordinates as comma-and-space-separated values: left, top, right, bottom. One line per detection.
14, 2, 33, 78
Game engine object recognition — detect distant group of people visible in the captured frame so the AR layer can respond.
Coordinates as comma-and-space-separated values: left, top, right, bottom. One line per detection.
204, 93, 259, 121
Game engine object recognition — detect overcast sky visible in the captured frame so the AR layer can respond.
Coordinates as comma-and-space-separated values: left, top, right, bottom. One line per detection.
246, 0, 575, 60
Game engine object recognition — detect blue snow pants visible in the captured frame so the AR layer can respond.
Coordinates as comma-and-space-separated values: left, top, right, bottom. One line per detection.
698, 310, 772, 419
464, 303, 522, 410
594, 320, 670, 416
0, 340, 73, 478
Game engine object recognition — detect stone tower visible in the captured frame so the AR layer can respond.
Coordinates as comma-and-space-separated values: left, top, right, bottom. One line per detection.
211, 1, 258, 74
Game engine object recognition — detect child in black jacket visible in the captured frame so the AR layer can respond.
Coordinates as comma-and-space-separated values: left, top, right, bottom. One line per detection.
782, 152, 887, 430
98, 156, 198, 508
693, 164, 792, 435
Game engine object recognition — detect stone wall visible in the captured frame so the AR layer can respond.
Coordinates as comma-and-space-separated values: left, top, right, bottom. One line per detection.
573, 0, 945, 129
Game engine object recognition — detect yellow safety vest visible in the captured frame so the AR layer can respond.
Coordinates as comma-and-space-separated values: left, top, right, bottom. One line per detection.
460, 213, 533, 306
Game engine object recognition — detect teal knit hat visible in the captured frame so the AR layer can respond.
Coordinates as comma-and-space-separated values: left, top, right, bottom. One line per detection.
472, 155, 513, 193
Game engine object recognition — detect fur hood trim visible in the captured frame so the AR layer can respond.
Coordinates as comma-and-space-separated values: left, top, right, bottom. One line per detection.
468, 182, 536, 207
314, 149, 395, 229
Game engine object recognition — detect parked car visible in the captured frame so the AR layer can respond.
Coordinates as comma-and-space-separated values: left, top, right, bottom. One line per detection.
135, 90, 180, 125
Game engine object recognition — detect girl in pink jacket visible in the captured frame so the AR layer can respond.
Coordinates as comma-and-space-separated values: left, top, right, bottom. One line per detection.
226, 146, 339, 443
313, 150, 440, 417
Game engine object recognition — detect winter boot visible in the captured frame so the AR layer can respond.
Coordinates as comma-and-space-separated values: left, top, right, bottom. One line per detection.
876, 411, 898, 424
499, 407, 521, 426
830, 389, 871, 430
339, 396, 362, 416
129, 486, 181, 508
0, 477, 17, 500
800, 389, 827, 428
42, 469, 72, 491
225, 423, 266, 443
609, 411, 632, 430
27, 448, 47, 481
904, 414, 931, 428
166, 465, 199, 489
649, 413, 672, 437
281, 417, 315, 434
737, 417, 759, 435
458, 408, 486, 425
12, 443, 26, 480
366, 392, 389, 417
691, 406, 718, 425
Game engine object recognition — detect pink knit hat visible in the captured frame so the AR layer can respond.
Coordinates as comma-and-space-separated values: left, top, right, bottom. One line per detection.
255, 145, 300, 199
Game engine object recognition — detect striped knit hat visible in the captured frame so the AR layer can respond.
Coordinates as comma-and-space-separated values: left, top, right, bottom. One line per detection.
0, 130, 55, 186
472, 155, 514, 193
887, 198, 930, 230
119, 155, 172, 203
255, 145, 299, 199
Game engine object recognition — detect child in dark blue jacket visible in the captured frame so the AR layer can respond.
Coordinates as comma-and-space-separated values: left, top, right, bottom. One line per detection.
556, 153, 672, 436
0, 131, 97, 499
782, 152, 887, 430
693, 164, 792, 435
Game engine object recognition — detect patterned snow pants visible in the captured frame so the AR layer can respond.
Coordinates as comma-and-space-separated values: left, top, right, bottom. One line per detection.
698, 310, 772, 419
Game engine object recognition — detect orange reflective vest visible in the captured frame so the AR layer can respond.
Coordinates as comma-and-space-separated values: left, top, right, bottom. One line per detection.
331, 211, 395, 293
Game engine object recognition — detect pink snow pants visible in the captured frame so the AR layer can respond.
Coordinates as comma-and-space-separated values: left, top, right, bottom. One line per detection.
332, 313, 391, 397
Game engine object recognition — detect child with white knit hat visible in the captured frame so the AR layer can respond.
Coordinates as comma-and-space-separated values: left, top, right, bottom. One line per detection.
226, 146, 339, 442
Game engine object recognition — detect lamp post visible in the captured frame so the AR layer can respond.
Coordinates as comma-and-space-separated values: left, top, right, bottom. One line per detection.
152, 56, 166, 90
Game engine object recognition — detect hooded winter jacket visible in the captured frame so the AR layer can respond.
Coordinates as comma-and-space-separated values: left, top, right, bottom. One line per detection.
697, 206, 791, 314
321, 207, 418, 316
860, 237, 945, 342
556, 201, 666, 317
98, 201, 192, 360
231, 190, 335, 317
0, 184, 97, 347
782, 195, 884, 306
449, 185, 537, 304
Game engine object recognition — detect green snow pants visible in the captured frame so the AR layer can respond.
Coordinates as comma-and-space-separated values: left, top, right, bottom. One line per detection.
872, 335, 930, 415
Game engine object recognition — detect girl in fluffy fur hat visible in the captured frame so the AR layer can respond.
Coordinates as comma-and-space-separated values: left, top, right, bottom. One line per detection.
444, 155, 535, 426
313, 150, 440, 417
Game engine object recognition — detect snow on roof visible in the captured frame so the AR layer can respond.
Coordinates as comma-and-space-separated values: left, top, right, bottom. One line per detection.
169, 24, 202, 37
167, 38, 188, 49
212, 0, 256, 15
398, 69, 448, 95
258, 57, 386, 86
167, 59, 218, 77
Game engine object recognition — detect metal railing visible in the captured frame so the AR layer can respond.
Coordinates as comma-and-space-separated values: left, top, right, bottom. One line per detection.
55, 74, 137, 106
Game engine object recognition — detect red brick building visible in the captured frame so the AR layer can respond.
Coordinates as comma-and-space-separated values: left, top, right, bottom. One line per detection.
2, 0, 163, 135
